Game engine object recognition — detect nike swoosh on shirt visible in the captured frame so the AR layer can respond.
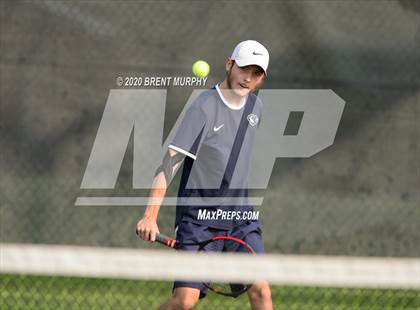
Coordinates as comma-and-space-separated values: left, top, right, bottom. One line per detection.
213, 124, 224, 132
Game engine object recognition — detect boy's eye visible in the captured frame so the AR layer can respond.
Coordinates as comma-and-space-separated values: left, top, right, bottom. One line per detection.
239, 66, 264, 77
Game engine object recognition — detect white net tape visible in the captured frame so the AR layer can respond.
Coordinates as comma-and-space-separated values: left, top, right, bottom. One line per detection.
1, 243, 419, 289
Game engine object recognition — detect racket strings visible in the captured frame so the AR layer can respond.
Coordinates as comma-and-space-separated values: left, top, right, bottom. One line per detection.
200, 237, 253, 297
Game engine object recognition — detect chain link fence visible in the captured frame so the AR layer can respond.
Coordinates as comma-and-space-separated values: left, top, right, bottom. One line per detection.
1, 0, 419, 309
1, 274, 418, 310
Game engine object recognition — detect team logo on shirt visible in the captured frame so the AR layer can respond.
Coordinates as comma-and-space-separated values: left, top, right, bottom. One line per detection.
247, 114, 259, 126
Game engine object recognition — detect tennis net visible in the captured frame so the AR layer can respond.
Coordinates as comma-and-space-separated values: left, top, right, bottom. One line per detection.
1, 243, 419, 309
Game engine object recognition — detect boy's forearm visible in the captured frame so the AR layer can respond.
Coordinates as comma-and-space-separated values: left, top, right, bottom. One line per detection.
143, 149, 184, 221
143, 173, 167, 220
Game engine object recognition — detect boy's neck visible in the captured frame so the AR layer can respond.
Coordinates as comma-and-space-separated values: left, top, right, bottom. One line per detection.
218, 80, 247, 108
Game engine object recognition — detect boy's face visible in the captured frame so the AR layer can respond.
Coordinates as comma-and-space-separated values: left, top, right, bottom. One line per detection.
225, 58, 265, 97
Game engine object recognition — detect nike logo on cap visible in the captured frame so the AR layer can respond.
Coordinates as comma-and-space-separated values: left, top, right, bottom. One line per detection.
213, 124, 224, 132
253, 51, 263, 55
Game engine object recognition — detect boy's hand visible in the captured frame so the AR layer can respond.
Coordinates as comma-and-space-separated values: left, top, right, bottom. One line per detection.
136, 217, 160, 242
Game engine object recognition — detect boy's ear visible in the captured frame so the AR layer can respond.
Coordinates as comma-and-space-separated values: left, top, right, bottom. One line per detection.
225, 58, 234, 72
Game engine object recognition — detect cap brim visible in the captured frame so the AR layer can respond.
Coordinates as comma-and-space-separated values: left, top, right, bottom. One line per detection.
234, 58, 267, 75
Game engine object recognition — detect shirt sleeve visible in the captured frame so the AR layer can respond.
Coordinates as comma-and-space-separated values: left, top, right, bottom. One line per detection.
168, 104, 207, 160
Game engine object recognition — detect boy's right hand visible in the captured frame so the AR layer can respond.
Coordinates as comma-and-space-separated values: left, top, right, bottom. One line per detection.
136, 217, 160, 242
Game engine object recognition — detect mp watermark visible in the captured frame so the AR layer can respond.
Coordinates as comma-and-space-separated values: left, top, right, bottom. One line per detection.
76, 89, 345, 206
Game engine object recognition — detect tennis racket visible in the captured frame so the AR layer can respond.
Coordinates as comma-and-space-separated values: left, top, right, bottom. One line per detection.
136, 229, 255, 297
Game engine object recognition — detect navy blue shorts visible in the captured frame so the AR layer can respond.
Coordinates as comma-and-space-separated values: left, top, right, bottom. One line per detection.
172, 220, 264, 299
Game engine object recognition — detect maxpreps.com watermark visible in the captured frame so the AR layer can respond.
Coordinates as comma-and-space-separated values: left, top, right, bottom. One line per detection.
197, 209, 260, 221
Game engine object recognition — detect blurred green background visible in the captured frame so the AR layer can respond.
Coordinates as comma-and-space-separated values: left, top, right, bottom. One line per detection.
1, 274, 418, 310
1, 1, 419, 308
1, 0, 418, 256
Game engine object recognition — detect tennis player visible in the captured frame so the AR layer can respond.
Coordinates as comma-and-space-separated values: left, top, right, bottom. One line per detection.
137, 40, 273, 310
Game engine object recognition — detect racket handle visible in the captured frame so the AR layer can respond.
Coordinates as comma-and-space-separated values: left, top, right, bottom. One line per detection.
135, 229, 177, 248
155, 233, 177, 248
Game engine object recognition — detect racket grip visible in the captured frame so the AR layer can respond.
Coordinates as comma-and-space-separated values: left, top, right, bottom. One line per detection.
155, 233, 177, 248
135, 229, 177, 248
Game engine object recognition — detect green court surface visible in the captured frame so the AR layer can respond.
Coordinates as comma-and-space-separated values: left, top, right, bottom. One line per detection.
1, 274, 419, 309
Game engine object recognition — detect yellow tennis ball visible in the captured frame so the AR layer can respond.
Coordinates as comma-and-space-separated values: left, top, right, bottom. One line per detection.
192, 60, 210, 78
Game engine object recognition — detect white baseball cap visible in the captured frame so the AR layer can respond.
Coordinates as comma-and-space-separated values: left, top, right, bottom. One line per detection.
231, 40, 269, 75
